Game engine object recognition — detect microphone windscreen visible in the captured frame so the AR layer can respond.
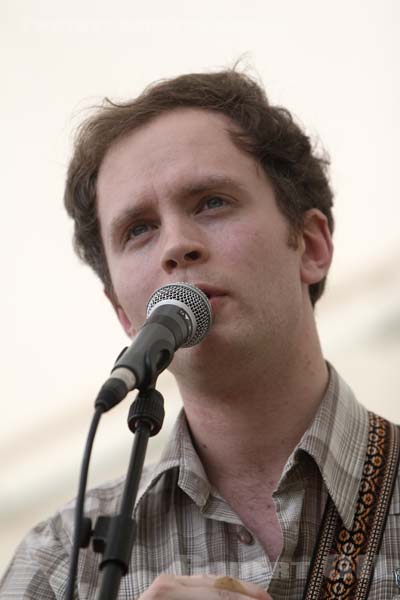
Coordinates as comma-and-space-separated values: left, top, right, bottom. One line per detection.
146, 283, 212, 347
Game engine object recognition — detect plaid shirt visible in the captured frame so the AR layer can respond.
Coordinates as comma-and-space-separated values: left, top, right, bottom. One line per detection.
1, 365, 399, 599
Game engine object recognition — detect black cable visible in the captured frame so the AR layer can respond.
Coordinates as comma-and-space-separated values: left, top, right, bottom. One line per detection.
65, 405, 104, 600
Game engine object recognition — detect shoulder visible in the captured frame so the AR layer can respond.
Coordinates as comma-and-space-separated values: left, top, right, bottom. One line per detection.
0, 472, 152, 598
0, 515, 69, 598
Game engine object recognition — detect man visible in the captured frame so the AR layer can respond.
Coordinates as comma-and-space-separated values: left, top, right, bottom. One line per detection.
1, 70, 399, 599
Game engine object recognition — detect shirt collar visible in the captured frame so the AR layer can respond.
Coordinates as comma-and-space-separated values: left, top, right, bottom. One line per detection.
135, 409, 211, 511
136, 365, 370, 529
284, 364, 370, 529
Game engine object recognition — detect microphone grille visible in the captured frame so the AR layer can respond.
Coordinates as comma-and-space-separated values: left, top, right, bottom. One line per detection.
146, 282, 212, 347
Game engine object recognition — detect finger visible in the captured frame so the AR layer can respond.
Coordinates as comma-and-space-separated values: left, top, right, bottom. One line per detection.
140, 575, 272, 600
213, 576, 270, 600
176, 574, 270, 599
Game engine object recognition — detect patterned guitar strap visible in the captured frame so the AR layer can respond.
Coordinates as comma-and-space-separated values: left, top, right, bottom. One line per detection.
303, 412, 400, 600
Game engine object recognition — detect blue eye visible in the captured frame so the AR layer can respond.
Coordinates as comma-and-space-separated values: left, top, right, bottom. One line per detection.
203, 196, 226, 210
128, 223, 151, 238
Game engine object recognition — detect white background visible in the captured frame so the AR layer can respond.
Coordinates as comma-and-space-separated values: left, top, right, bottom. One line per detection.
1, 0, 399, 574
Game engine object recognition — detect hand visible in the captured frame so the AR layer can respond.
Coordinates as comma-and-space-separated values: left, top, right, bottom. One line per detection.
139, 574, 272, 599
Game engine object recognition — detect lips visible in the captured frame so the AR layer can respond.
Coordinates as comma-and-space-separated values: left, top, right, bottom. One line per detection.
193, 283, 226, 300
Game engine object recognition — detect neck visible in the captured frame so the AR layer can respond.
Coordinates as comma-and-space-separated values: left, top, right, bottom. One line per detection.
175, 320, 329, 490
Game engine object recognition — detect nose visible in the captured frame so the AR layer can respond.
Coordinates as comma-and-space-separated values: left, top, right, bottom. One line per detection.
160, 223, 209, 274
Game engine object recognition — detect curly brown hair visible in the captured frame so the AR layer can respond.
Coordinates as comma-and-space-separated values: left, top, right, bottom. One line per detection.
64, 69, 334, 306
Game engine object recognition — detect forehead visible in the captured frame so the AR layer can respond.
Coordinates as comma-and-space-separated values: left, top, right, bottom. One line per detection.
97, 108, 261, 194
102, 107, 240, 161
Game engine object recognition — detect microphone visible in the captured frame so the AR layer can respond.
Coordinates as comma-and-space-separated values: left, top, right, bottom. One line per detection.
95, 283, 212, 411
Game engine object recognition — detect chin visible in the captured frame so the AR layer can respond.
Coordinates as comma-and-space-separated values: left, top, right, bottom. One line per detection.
172, 328, 238, 374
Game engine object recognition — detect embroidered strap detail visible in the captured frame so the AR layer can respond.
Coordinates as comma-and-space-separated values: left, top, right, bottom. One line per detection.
304, 413, 400, 600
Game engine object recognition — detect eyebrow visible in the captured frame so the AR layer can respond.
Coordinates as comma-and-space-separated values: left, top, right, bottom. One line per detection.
176, 174, 246, 197
107, 174, 246, 246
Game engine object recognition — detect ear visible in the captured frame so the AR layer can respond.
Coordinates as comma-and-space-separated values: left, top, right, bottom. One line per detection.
299, 209, 333, 286
104, 288, 136, 338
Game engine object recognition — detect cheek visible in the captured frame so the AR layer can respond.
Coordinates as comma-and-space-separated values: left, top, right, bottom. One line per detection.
218, 222, 272, 270
224, 222, 300, 290
109, 255, 157, 328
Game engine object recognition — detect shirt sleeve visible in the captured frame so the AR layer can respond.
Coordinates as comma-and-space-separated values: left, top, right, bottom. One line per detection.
0, 517, 72, 600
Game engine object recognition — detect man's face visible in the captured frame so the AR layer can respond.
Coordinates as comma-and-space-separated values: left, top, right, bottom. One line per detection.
97, 108, 311, 375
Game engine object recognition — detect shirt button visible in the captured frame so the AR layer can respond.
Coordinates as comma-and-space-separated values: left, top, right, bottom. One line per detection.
237, 527, 254, 545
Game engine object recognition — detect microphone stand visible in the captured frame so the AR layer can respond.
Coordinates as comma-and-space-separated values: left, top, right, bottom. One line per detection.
71, 283, 211, 599
82, 387, 165, 600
